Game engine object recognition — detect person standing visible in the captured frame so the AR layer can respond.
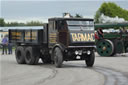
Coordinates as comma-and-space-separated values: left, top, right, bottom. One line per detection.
1, 35, 8, 55
8, 43, 13, 54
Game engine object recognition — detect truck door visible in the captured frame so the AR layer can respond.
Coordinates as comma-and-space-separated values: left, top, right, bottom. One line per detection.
48, 20, 57, 48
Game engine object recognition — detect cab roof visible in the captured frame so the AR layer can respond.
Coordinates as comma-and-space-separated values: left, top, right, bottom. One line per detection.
49, 17, 93, 21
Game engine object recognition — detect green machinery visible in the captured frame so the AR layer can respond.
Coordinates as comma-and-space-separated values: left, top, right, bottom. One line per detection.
95, 23, 128, 56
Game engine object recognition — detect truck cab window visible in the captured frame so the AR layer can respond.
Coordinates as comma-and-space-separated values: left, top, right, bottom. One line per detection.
67, 20, 94, 30
58, 20, 66, 30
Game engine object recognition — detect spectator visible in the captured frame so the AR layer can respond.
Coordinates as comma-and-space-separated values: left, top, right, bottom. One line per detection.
123, 28, 128, 33
1, 35, 8, 55
8, 43, 13, 54
120, 27, 127, 34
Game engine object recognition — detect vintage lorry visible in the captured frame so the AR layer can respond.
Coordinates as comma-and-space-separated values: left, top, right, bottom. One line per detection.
95, 23, 128, 56
9, 18, 95, 68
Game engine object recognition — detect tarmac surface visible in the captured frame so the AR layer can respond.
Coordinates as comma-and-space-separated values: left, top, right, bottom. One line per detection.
0, 52, 128, 85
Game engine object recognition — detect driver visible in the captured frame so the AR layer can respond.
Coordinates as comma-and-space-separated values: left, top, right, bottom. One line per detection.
97, 28, 103, 39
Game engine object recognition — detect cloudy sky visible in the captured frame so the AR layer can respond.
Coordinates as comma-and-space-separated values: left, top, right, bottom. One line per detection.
1, 0, 128, 23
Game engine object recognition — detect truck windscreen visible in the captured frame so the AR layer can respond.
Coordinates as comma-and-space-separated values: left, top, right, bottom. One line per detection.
66, 20, 94, 30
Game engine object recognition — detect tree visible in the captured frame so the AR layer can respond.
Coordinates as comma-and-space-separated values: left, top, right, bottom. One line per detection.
26, 21, 44, 26
94, 10, 101, 23
0, 18, 5, 27
75, 14, 83, 18
94, 2, 128, 23
3, 20, 44, 27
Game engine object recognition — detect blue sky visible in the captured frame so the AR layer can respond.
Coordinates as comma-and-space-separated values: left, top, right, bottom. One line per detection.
1, 0, 128, 23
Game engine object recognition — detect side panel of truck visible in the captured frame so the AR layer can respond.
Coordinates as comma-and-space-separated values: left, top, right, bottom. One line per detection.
9, 29, 44, 44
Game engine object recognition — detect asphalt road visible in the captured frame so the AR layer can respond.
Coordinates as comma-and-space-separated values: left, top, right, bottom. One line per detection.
0, 52, 128, 85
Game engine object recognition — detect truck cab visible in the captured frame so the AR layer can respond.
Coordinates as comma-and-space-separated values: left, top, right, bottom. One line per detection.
47, 18, 95, 67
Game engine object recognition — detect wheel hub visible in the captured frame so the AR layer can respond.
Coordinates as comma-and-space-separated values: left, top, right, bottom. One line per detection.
102, 46, 106, 51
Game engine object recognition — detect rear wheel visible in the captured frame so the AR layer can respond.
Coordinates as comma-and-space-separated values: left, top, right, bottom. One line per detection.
15, 46, 25, 64
25, 47, 39, 65
85, 51, 95, 67
53, 47, 63, 68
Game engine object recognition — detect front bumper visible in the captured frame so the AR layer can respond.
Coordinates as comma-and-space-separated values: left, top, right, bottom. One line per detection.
68, 45, 96, 48
63, 46, 95, 61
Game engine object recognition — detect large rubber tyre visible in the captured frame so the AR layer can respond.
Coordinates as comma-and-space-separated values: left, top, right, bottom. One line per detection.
41, 55, 51, 64
96, 39, 114, 56
53, 47, 63, 68
85, 51, 95, 67
25, 47, 39, 65
15, 46, 26, 64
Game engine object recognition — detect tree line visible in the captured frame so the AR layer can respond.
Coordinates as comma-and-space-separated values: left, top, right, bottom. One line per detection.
0, 18, 44, 27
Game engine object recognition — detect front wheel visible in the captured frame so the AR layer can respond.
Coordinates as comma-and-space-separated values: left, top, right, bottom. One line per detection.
53, 47, 63, 68
85, 51, 95, 67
